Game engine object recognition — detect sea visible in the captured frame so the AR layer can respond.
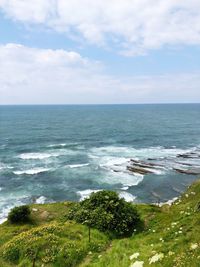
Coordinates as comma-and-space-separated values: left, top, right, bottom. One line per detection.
0, 104, 200, 223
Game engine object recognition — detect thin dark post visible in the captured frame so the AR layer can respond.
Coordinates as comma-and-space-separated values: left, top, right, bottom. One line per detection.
32, 250, 38, 267
32, 257, 36, 267
88, 225, 91, 243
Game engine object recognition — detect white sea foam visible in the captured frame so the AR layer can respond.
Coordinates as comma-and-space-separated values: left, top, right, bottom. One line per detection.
0, 197, 29, 224
35, 196, 47, 204
88, 145, 200, 179
119, 192, 136, 202
121, 186, 129, 190
158, 197, 179, 207
19, 148, 84, 160
99, 157, 129, 169
67, 163, 89, 169
100, 157, 129, 166
144, 168, 165, 175
48, 143, 67, 147
77, 189, 136, 203
89, 150, 144, 186
19, 152, 60, 160
14, 168, 51, 175
103, 171, 144, 187
77, 189, 101, 201
90, 145, 192, 160
0, 163, 13, 171
0, 206, 11, 224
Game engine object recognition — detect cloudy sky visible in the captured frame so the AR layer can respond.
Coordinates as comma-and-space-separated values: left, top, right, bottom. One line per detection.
0, 0, 200, 104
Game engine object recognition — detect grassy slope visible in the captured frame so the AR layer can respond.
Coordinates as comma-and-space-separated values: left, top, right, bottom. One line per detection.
0, 181, 200, 266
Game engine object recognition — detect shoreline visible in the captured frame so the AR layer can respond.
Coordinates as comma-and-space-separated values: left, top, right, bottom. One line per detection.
0, 181, 196, 225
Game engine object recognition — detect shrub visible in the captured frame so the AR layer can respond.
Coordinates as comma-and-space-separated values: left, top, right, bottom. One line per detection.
8, 205, 31, 224
67, 190, 142, 237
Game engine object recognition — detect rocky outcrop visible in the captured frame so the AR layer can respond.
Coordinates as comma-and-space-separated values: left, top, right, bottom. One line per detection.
127, 159, 164, 175
127, 165, 154, 175
110, 148, 200, 178
177, 152, 200, 159
173, 168, 200, 175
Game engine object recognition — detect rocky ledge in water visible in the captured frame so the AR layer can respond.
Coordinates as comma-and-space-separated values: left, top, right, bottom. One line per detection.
126, 150, 200, 176
127, 159, 164, 175
173, 167, 200, 175
107, 148, 200, 177
177, 152, 200, 159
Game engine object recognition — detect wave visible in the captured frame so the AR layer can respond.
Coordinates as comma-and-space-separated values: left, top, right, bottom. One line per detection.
13, 168, 51, 175
99, 156, 129, 168
66, 163, 89, 169
90, 145, 193, 160
158, 197, 179, 207
35, 196, 47, 204
77, 189, 101, 201
19, 147, 84, 160
119, 192, 136, 202
77, 189, 136, 203
0, 206, 12, 224
0, 196, 30, 224
103, 171, 144, 187
47, 143, 67, 148
18, 152, 61, 160
89, 145, 200, 178
0, 163, 13, 171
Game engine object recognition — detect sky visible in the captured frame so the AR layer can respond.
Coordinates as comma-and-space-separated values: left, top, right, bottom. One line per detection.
0, 0, 200, 104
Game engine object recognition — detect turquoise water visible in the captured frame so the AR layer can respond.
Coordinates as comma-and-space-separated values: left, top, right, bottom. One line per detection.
0, 104, 200, 222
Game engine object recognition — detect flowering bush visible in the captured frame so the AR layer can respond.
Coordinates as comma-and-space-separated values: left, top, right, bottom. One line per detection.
68, 190, 142, 237
1, 222, 108, 266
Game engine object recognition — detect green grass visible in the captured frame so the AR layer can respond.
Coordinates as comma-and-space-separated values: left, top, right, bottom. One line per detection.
0, 181, 200, 266
0, 202, 109, 267
84, 181, 200, 267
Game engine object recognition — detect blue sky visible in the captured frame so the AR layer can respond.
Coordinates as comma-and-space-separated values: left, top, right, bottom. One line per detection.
0, 1, 200, 104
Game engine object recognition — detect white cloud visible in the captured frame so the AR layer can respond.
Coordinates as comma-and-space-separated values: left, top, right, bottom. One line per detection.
0, 43, 200, 104
0, 0, 200, 55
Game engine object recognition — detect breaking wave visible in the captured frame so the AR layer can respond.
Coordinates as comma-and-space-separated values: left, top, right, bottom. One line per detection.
13, 168, 51, 175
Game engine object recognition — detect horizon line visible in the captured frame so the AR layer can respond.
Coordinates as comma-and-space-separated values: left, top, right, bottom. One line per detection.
0, 102, 200, 106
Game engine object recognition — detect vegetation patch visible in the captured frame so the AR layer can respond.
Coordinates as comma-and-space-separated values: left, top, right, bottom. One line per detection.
8, 205, 31, 224
68, 190, 142, 237
0, 222, 108, 267
0, 182, 200, 266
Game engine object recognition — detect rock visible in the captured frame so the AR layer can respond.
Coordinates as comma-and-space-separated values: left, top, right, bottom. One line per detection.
128, 159, 165, 176
177, 153, 199, 159
175, 161, 193, 166
173, 168, 200, 175
40, 211, 49, 220
132, 162, 156, 169
130, 159, 164, 168
112, 169, 120, 173
130, 159, 140, 163
32, 208, 38, 212
127, 166, 154, 175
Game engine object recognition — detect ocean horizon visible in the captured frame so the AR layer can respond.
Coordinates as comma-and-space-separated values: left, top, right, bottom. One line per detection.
0, 103, 200, 223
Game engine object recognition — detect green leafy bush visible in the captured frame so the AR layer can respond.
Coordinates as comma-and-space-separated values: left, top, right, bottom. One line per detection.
8, 205, 31, 223
68, 190, 142, 237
